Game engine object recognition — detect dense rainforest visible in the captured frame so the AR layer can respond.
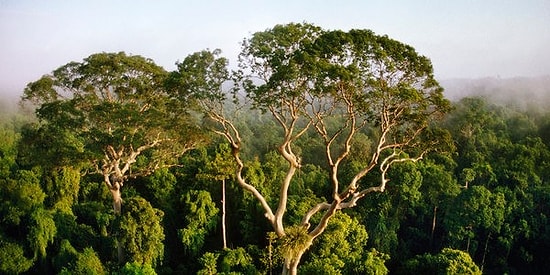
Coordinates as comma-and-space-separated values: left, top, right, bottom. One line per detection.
1, 23, 550, 274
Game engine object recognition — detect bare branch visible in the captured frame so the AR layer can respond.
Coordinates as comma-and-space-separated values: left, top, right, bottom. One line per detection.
206, 107, 277, 229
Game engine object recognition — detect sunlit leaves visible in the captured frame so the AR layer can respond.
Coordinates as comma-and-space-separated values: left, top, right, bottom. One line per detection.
197, 252, 219, 275
196, 247, 258, 274
278, 225, 311, 262
0, 240, 33, 274
22, 52, 200, 188
28, 208, 57, 259
142, 168, 177, 209
116, 196, 165, 266
42, 167, 81, 213
70, 248, 106, 274
300, 212, 371, 273
444, 186, 506, 248
197, 143, 236, 182
2, 19, 550, 274
56, 241, 106, 275
362, 249, 390, 275
219, 247, 257, 273
179, 190, 219, 256
239, 22, 323, 109
168, 49, 230, 105
117, 262, 156, 275
404, 248, 481, 275
0, 170, 45, 225
22, 75, 59, 104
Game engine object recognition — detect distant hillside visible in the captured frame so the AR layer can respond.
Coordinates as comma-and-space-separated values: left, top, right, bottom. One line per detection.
440, 76, 550, 111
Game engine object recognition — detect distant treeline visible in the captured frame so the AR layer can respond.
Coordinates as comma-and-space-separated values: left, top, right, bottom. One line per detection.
2, 93, 550, 274
1, 22, 549, 274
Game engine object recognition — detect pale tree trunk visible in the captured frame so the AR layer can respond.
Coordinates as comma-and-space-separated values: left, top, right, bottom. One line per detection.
430, 205, 437, 247
282, 250, 305, 275
100, 142, 167, 265
109, 182, 123, 215
105, 177, 124, 264
222, 179, 227, 249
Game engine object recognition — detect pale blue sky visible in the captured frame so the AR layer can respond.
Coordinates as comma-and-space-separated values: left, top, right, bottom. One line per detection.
1, 0, 549, 99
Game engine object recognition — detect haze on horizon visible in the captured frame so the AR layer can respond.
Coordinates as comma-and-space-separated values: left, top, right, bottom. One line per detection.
1, 0, 549, 101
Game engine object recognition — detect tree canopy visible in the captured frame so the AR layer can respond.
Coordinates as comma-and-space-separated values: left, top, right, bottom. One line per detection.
22, 51, 202, 214
179, 22, 451, 273
4, 22, 550, 274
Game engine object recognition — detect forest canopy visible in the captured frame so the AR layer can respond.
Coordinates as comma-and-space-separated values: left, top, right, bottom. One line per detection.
2, 23, 550, 274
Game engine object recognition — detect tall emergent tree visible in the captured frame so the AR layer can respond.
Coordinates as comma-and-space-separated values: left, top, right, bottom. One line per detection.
22, 52, 200, 214
172, 23, 451, 274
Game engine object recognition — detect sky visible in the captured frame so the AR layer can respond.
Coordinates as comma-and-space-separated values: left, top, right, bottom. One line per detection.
1, 0, 549, 100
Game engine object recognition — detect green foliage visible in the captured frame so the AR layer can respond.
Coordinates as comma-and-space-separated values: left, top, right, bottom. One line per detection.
168, 49, 230, 106
179, 190, 219, 256
53, 239, 78, 272
42, 166, 80, 213
306, 213, 367, 268
440, 249, 482, 275
419, 159, 460, 206
58, 245, 106, 275
116, 262, 157, 275
28, 208, 57, 259
52, 212, 104, 265
0, 240, 33, 274
239, 22, 323, 109
17, 122, 87, 169
0, 166, 52, 272
0, 123, 19, 178
73, 247, 106, 274
285, 189, 323, 226
219, 247, 257, 274
197, 248, 259, 275
197, 252, 219, 275
73, 201, 114, 238
301, 213, 388, 274
359, 162, 427, 256
301, 260, 341, 275
388, 162, 424, 206
445, 186, 506, 249
0, 170, 45, 226
403, 248, 481, 275
13, 170, 45, 210
292, 164, 330, 196
362, 249, 390, 275
21, 51, 202, 219
198, 143, 236, 182
3, 25, 550, 274
116, 196, 165, 266
142, 168, 177, 209
279, 226, 311, 262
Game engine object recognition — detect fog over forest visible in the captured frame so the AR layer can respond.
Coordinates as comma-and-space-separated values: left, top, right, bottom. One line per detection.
1, 50, 549, 274
441, 75, 550, 108
1, 1, 549, 272
3, 75, 550, 115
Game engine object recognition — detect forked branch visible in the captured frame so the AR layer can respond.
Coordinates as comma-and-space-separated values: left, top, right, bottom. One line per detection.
206, 109, 278, 228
